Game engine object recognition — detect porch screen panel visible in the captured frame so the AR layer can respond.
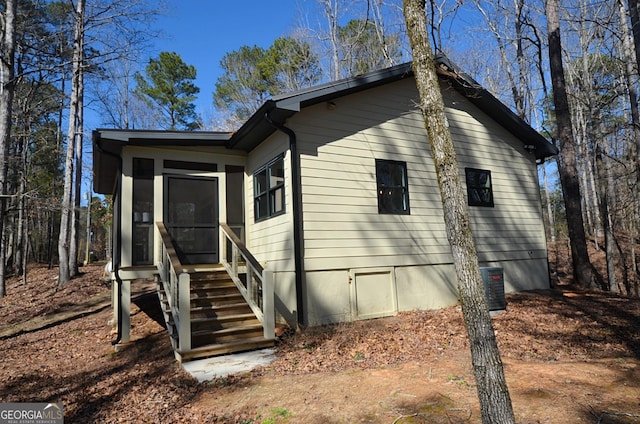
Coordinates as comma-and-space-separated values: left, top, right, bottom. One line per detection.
225, 165, 245, 241
165, 175, 219, 264
132, 158, 154, 265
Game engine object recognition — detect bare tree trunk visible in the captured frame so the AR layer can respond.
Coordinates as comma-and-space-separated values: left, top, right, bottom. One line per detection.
58, 128, 73, 284
546, 0, 597, 289
48, 210, 55, 269
15, 132, 26, 276
542, 162, 556, 242
21, 209, 27, 285
528, 24, 556, 245
582, 134, 600, 243
578, 107, 600, 247
578, 0, 603, 247
59, 0, 85, 286
320, 0, 342, 80
473, 0, 527, 119
403, 1, 515, 422
620, 0, 640, 295
628, 0, 640, 295
595, 144, 617, 292
628, 0, 640, 188
70, 199, 78, 277
0, 0, 17, 297
632, 218, 639, 296
368, 0, 396, 67
70, 71, 84, 277
564, 60, 599, 246
586, 148, 601, 242
619, 0, 640, 174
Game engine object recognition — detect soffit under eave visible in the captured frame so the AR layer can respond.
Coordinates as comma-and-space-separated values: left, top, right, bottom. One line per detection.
228, 106, 296, 152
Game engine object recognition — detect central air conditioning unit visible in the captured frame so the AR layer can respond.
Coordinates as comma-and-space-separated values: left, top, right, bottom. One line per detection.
480, 267, 506, 311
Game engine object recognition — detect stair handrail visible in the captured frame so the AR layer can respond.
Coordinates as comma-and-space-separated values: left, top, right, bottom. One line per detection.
155, 222, 191, 352
220, 223, 275, 340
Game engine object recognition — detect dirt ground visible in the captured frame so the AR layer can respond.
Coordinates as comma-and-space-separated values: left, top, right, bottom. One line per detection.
1, 243, 640, 423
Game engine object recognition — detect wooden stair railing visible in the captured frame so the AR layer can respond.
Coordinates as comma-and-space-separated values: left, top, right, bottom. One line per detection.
219, 223, 275, 341
155, 222, 275, 362
156, 222, 192, 353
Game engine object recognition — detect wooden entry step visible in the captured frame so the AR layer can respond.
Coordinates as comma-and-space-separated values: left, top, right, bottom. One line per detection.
159, 268, 274, 362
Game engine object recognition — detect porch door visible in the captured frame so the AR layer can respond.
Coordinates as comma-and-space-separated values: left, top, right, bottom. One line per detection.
164, 175, 219, 264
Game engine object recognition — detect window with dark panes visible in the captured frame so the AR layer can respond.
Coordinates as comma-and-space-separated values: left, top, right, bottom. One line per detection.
254, 155, 285, 220
376, 159, 410, 214
465, 168, 494, 207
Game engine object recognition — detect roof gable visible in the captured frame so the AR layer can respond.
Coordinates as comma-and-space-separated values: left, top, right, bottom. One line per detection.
229, 57, 557, 161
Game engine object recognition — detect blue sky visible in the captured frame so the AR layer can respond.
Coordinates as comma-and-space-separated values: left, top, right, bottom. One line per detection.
150, 1, 301, 115
86, 2, 302, 200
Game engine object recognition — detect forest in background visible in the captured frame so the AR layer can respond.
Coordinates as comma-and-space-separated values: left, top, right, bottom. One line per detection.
0, 0, 638, 296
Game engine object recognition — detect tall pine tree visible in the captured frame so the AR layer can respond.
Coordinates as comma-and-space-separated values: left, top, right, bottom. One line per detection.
134, 51, 200, 130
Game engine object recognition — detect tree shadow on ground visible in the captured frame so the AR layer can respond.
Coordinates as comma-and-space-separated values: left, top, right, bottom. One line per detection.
133, 291, 165, 328
499, 288, 640, 361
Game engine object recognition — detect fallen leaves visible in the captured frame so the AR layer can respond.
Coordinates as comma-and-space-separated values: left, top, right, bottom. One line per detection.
0, 258, 639, 422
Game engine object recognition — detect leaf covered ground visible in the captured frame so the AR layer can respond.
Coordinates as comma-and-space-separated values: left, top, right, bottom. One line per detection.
0, 244, 639, 423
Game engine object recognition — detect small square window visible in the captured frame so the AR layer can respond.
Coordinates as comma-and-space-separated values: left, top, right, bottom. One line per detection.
254, 155, 285, 221
376, 160, 410, 214
465, 168, 494, 207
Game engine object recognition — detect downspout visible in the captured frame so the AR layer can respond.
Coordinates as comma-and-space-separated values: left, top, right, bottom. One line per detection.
264, 111, 305, 328
94, 136, 124, 345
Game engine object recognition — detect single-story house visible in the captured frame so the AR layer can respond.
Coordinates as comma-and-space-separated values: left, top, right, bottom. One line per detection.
93, 56, 557, 361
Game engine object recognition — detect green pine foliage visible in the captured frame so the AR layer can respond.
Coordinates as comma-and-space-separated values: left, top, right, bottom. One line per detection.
213, 37, 321, 123
134, 51, 201, 130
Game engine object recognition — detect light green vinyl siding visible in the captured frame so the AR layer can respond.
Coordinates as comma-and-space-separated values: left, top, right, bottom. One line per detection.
286, 77, 547, 273
245, 132, 295, 273
442, 86, 548, 261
